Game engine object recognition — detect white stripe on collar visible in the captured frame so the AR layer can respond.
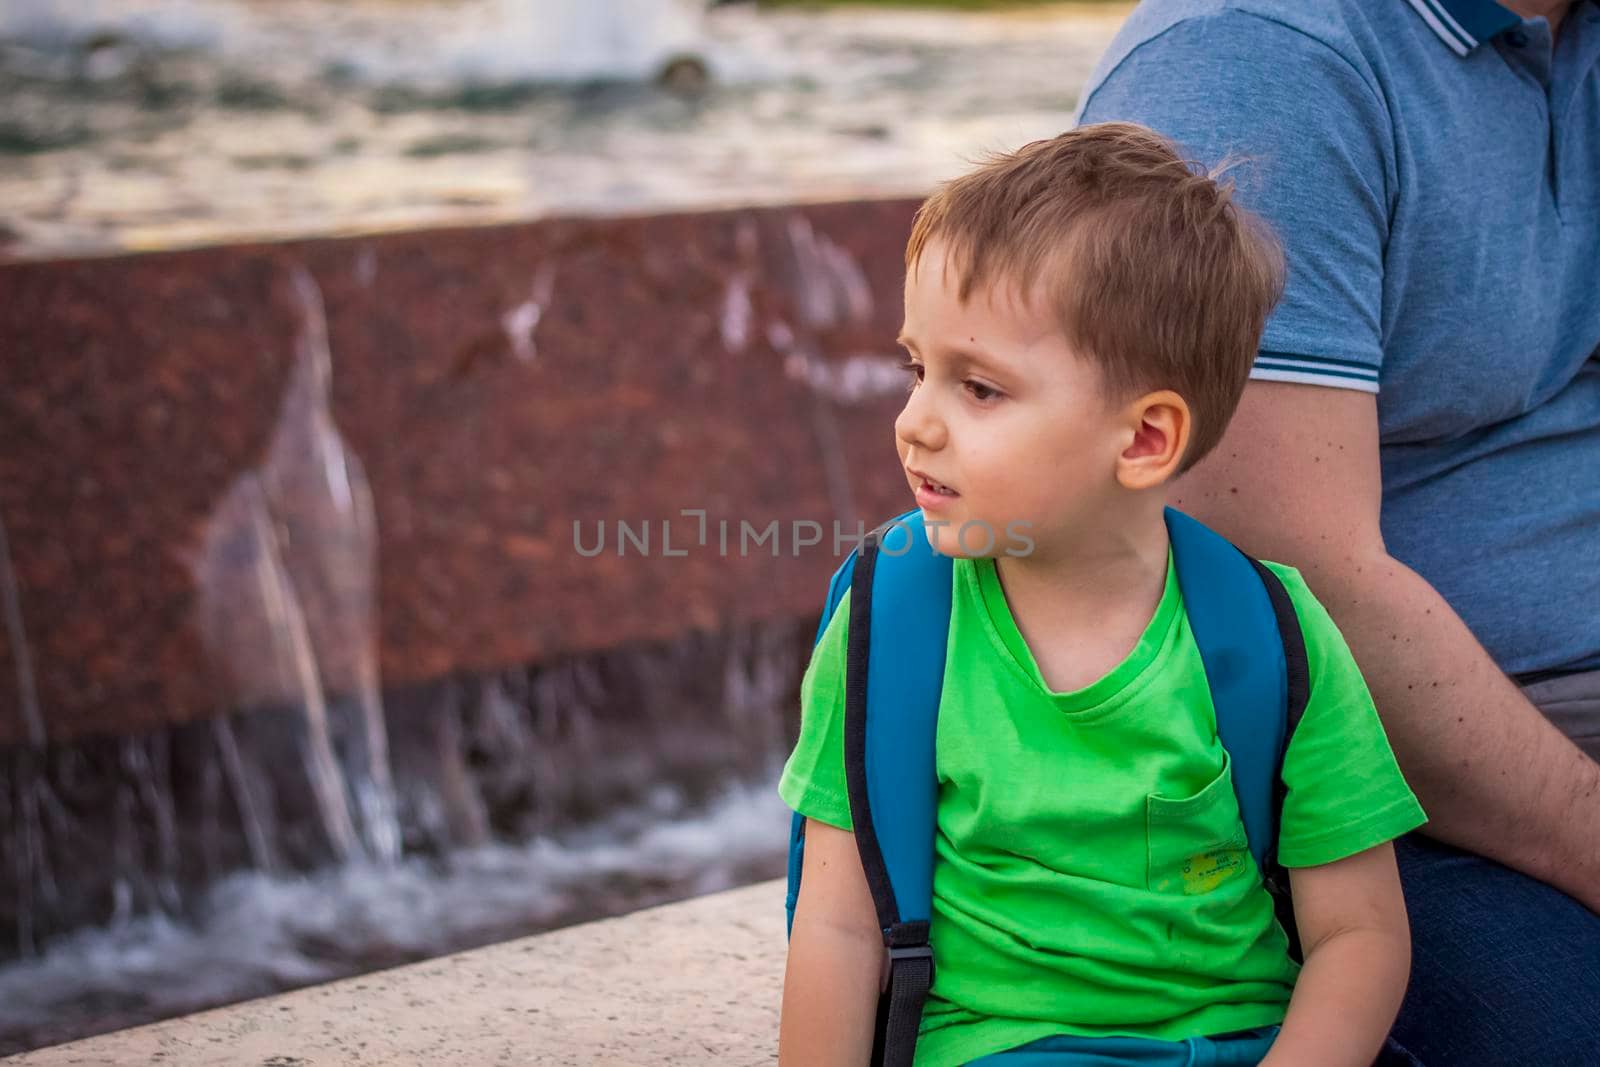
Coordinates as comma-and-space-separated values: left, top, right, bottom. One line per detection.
1404, 0, 1475, 55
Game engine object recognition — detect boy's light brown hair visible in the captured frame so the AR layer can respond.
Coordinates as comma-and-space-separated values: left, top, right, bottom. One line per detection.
905, 122, 1286, 473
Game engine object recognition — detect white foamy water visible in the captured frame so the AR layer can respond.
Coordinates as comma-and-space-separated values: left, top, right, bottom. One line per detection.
0, 0, 705, 84
0, 0, 1129, 259
0, 774, 792, 1054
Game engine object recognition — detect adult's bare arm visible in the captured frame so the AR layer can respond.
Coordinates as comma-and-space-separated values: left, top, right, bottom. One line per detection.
1173, 380, 1600, 911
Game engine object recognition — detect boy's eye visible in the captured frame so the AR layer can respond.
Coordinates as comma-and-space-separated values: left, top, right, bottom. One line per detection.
898, 357, 924, 390
966, 381, 999, 402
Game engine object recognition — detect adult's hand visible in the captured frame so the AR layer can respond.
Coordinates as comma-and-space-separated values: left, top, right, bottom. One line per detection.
1174, 380, 1600, 913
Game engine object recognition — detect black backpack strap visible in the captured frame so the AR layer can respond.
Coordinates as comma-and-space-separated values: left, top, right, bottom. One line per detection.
873, 925, 934, 1067
842, 511, 952, 1067
1167, 508, 1312, 963
1245, 557, 1312, 962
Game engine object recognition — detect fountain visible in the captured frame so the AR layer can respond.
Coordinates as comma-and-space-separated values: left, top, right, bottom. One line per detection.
0, 0, 712, 86
0, 194, 919, 1052
0, 0, 1131, 1053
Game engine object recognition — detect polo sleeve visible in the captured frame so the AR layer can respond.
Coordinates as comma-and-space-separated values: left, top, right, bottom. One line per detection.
778, 589, 855, 831
1260, 562, 1428, 868
1074, 10, 1393, 393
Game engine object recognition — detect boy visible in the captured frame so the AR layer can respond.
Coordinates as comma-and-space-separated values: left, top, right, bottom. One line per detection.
777, 123, 1427, 1067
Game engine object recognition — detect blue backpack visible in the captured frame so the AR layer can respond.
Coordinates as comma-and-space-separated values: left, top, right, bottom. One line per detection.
783, 507, 1311, 1067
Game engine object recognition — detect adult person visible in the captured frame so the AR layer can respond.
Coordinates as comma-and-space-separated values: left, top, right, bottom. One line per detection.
1073, 0, 1600, 1063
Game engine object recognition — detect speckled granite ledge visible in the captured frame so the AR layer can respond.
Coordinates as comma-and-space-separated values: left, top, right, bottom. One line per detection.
4, 879, 787, 1066
0, 200, 918, 747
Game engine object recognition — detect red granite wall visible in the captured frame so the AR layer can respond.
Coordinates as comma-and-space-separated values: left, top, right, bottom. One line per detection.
0, 199, 921, 747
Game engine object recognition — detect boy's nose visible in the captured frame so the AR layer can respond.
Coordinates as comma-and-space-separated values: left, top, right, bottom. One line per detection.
894, 390, 947, 453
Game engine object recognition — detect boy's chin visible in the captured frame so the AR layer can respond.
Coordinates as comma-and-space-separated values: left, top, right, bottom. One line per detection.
918, 518, 1003, 560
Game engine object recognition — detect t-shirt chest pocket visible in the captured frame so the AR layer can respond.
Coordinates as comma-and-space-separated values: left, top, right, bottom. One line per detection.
1145, 751, 1251, 896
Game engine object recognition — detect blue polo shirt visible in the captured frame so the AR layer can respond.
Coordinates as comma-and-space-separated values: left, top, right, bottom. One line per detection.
1075, 0, 1600, 678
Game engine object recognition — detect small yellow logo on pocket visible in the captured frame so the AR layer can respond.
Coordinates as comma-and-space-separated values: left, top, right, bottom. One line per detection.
1180, 847, 1247, 895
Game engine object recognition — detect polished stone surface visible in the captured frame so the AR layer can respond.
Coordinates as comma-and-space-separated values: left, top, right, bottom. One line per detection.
0, 198, 917, 746
2, 878, 788, 1065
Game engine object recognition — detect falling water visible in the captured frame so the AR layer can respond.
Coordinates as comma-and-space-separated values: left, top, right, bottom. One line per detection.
0, 774, 795, 1055
0, 264, 812, 1042
0, 596, 808, 1054
0, 511, 44, 751
187, 266, 404, 869
192, 473, 362, 866
268, 269, 401, 864
762, 210, 909, 525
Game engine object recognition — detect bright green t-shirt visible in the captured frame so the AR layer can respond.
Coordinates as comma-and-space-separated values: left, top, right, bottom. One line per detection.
779, 549, 1427, 1067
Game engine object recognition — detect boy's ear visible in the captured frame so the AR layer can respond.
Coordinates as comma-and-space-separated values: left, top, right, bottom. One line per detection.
1115, 389, 1191, 491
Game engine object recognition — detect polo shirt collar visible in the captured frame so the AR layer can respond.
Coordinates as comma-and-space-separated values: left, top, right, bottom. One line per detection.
1403, 0, 1524, 55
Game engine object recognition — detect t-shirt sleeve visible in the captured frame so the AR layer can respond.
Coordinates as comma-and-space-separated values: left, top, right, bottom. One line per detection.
778, 589, 855, 831
1074, 9, 1391, 393
1264, 562, 1427, 867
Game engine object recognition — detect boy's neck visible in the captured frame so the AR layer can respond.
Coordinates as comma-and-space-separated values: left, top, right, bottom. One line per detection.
991, 494, 1172, 681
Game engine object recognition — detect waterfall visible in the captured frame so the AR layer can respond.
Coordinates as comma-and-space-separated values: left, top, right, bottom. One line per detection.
189, 267, 399, 868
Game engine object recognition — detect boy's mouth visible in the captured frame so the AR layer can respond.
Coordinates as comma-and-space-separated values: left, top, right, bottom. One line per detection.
908, 468, 959, 497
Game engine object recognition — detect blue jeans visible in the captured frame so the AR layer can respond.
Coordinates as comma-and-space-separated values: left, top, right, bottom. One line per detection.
963, 1027, 1426, 1067
966, 1027, 1281, 1067
1390, 832, 1600, 1065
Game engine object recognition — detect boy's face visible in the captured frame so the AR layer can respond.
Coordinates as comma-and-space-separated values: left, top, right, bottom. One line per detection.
895, 240, 1130, 560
